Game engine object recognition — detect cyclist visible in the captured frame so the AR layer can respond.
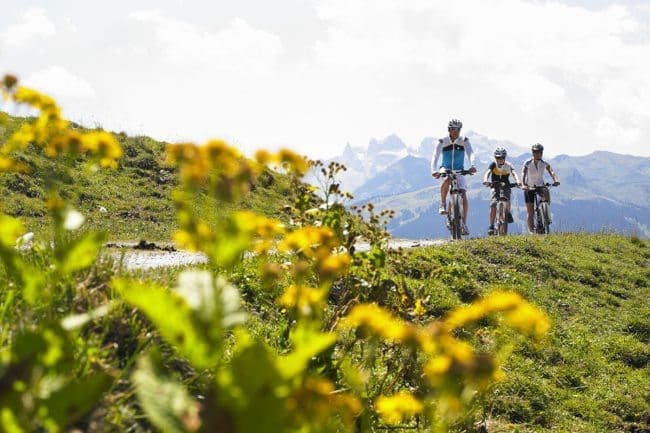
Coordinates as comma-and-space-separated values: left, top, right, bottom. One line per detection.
521, 143, 560, 234
482, 147, 521, 235
431, 118, 476, 235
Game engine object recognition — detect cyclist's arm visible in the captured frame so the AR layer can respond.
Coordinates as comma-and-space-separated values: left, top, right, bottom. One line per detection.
509, 162, 521, 184
483, 167, 492, 184
464, 137, 476, 170
546, 164, 560, 184
521, 164, 528, 186
431, 140, 442, 174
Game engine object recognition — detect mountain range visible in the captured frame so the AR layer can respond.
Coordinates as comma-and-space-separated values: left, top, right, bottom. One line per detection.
318, 132, 650, 239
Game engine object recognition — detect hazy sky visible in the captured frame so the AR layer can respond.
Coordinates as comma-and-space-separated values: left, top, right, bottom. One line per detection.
1, 0, 649, 158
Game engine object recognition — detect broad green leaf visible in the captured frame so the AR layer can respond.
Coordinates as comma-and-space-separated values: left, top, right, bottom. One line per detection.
175, 271, 246, 328
0, 408, 26, 433
38, 372, 112, 431
59, 231, 105, 274
278, 326, 337, 379
113, 278, 219, 369
133, 352, 200, 433
216, 276, 247, 328
218, 337, 288, 433
0, 247, 46, 305
175, 270, 216, 322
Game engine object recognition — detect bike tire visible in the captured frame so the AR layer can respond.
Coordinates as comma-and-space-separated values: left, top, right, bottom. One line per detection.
498, 202, 508, 235
539, 202, 550, 234
451, 194, 462, 240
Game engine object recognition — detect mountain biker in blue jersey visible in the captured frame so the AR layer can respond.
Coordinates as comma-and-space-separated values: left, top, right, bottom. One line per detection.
482, 147, 521, 235
431, 119, 477, 235
521, 143, 560, 234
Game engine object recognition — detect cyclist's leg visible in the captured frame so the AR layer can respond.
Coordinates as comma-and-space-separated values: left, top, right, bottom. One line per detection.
440, 177, 450, 213
489, 188, 497, 226
524, 190, 535, 233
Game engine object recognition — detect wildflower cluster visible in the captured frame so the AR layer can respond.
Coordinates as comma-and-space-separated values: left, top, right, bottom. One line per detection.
339, 290, 551, 426
1, 75, 122, 169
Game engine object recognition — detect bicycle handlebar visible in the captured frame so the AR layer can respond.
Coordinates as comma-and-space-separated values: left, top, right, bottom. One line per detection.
485, 181, 519, 188
525, 183, 558, 190
438, 169, 473, 177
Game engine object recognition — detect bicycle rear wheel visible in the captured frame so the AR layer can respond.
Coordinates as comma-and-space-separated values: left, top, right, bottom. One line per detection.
451, 194, 462, 240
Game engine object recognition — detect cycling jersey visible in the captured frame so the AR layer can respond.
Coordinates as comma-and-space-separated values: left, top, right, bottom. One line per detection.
431, 136, 475, 172
486, 161, 516, 183
522, 158, 550, 186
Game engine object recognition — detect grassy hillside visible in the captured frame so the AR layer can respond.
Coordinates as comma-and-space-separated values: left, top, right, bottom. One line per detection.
0, 112, 294, 241
401, 233, 649, 432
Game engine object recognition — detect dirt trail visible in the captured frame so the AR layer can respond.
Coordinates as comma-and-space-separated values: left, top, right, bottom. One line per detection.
109, 238, 448, 270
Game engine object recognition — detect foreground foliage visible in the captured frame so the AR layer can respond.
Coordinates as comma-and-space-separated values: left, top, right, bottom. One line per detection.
0, 75, 644, 433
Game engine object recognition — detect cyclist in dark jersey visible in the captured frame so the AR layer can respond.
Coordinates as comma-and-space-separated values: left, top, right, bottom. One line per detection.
482, 147, 521, 235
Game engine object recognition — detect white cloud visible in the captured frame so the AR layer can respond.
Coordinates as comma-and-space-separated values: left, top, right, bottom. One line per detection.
309, 0, 650, 156
24, 66, 96, 100
1, 7, 56, 47
127, 10, 283, 73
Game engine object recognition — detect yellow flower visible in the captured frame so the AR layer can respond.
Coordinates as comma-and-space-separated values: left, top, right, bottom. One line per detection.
340, 303, 413, 342
316, 252, 350, 280
413, 299, 426, 316
505, 303, 551, 338
424, 355, 452, 378
278, 284, 327, 315
375, 391, 424, 425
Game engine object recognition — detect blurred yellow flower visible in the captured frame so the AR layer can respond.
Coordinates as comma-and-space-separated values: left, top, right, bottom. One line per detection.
278, 284, 327, 315
341, 303, 412, 342
375, 391, 424, 425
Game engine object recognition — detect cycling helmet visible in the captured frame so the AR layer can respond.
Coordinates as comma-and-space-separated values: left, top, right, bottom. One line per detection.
494, 147, 507, 158
448, 119, 463, 129
532, 143, 544, 152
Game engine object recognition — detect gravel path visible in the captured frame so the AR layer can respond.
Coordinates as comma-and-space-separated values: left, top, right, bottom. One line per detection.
110, 238, 448, 270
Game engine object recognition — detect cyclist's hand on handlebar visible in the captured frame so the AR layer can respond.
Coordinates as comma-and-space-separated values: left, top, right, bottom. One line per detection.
553, 181, 560, 186
469, 166, 477, 174
483, 181, 490, 186
517, 183, 523, 188
432, 172, 441, 179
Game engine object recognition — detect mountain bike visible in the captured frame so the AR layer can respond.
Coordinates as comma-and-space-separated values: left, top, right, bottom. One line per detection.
439, 169, 472, 240
486, 181, 518, 236
525, 184, 556, 234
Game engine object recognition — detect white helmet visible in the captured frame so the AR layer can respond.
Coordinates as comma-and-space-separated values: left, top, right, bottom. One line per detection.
448, 119, 463, 129
494, 147, 507, 158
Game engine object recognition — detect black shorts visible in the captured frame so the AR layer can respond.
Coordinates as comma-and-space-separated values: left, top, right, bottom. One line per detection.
524, 187, 548, 204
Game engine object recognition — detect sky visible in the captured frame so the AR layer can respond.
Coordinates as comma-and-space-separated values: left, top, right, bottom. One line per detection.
1, 0, 649, 159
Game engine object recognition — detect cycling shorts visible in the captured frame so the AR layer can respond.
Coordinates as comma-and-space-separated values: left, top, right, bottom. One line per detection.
490, 186, 511, 207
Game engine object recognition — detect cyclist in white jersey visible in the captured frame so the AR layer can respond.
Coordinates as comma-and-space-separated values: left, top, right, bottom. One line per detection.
431, 119, 476, 235
521, 143, 560, 234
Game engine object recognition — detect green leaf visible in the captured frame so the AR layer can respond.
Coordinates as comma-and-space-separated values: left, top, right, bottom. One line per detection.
113, 278, 219, 369
278, 326, 337, 379
216, 276, 247, 328
217, 336, 288, 433
133, 352, 200, 433
38, 372, 112, 431
59, 231, 105, 274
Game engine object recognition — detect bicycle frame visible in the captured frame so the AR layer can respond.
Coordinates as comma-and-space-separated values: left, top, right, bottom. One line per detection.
527, 184, 554, 234
440, 169, 471, 240
488, 182, 518, 236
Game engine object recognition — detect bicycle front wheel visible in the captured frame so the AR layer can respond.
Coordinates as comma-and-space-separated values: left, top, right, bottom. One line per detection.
539, 202, 550, 234
498, 202, 508, 235
451, 194, 462, 240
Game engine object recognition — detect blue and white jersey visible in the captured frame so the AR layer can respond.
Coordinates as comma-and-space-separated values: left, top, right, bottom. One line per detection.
431, 136, 475, 172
